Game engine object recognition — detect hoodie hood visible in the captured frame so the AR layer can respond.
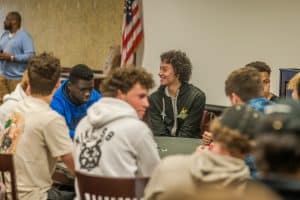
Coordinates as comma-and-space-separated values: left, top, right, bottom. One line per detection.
3, 83, 26, 103
86, 97, 138, 129
190, 151, 249, 187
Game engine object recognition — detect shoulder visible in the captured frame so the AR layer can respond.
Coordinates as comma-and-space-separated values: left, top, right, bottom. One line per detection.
19, 29, 32, 38
185, 83, 205, 97
90, 89, 101, 101
150, 86, 165, 100
155, 154, 194, 174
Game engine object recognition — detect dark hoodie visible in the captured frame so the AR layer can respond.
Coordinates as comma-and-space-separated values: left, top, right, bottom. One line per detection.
148, 83, 205, 138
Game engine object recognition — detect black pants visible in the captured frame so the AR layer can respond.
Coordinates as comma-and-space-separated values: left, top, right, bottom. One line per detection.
47, 185, 75, 200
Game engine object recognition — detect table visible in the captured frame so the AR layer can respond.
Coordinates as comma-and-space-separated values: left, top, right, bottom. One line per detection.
154, 136, 201, 158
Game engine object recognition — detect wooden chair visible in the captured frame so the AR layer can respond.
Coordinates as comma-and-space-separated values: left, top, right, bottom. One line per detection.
75, 171, 149, 200
0, 153, 17, 200
199, 110, 216, 136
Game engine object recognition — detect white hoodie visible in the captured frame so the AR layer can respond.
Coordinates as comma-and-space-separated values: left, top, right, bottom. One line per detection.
0, 83, 26, 129
73, 97, 160, 178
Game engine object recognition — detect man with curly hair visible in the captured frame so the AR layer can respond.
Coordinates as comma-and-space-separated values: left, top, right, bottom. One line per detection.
73, 66, 160, 183
147, 50, 206, 138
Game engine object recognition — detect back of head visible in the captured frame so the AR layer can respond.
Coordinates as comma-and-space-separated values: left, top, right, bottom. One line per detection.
69, 64, 94, 84
245, 61, 271, 74
27, 52, 61, 96
100, 66, 154, 97
255, 100, 300, 175
210, 105, 263, 155
225, 67, 263, 102
160, 50, 192, 83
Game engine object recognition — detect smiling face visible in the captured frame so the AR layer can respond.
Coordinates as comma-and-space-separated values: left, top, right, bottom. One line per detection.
117, 83, 149, 119
159, 61, 179, 86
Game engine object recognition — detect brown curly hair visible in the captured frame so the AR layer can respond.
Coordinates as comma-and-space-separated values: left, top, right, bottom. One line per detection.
27, 52, 61, 96
100, 66, 154, 97
210, 118, 253, 155
160, 50, 192, 83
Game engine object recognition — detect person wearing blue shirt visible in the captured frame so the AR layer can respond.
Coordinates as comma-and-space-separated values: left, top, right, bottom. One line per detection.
202, 67, 273, 178
225, 67, 273, 178
0, 11, 35, 103
51, 64, 101, 139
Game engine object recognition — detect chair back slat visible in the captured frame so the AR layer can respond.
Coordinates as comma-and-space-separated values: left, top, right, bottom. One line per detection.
76, 171, 149, 200
0, 153, 18, 200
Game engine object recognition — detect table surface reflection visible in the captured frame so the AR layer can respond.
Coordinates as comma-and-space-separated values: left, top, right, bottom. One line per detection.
154, 136, 202, 158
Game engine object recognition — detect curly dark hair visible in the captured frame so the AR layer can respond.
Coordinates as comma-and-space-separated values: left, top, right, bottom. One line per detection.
27, 52, 61, 95
225, 67, 263, 102
160, 50, 192, 83
69, 64, 94, 84
245, 61, 271, 75
100, 66, 154, 97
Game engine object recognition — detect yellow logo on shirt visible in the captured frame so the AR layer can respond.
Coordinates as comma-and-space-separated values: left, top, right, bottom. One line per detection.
178, 108, 188, 120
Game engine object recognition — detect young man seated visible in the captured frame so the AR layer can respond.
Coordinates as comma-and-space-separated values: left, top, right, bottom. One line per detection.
202, 67, 273, 177
147, 50, 206, 138
245, 61, 279, 102
50, 64, 101, 139
1, 53, 75, 200
73, 66, 160, 179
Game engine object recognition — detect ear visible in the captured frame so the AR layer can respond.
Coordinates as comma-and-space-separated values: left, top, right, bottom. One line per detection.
55, 80, 61, 89
116, 89, 126, 100
230, 93, 243, 105
26, 84, 31, 96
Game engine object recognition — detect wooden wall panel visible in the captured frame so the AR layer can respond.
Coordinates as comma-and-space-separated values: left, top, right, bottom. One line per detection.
0, 0, 123, 70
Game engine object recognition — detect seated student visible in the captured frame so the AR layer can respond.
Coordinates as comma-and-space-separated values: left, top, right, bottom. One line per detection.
254, 100, 300, 200
202, 67, 273, 177
144, 105, 263, 200
147, 50, 206, 138
73, 66, 160, 178
288, 72, 300, 100
225, 67, 273, 111
50, 64, 101, 139
1, 53, 75, 200
0, 70, 28, 129
245, 61, 279, 102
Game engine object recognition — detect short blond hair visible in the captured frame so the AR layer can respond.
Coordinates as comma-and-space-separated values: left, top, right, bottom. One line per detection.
288, 72, 300, 90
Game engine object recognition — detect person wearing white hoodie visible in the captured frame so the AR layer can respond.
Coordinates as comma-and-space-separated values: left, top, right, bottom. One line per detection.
0, 70, 28, 130
73, 66, 160, 179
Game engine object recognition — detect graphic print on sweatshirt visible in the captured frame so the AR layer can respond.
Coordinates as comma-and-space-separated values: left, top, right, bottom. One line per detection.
75, 127, 114, 171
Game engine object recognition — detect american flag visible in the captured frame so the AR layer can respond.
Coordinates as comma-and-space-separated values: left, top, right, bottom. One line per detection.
121, 0, 143, 66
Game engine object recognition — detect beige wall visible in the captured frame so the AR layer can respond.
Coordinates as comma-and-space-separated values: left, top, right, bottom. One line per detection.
0, 0, 123, 70
142, 0, 300, 106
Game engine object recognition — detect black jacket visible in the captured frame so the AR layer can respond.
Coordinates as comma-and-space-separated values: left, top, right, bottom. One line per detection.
147, 83, 205, 138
